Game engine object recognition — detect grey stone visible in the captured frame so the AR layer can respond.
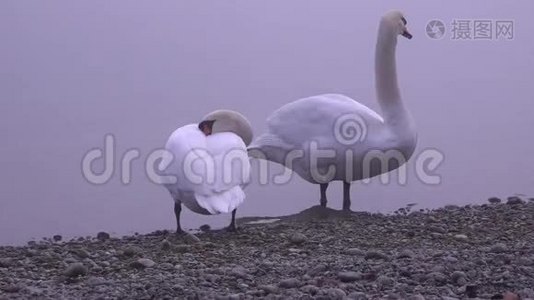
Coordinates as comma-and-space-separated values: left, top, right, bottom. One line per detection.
338, 271, 362, 282
279, 278, 300, 288
65, 263, 88, 278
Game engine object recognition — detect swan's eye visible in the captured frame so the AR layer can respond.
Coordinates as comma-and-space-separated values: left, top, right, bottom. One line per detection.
401, 17, 407, 25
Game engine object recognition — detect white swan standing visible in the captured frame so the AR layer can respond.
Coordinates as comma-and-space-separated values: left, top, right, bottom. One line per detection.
249, 10, 417, 210
161, 110, 253, 233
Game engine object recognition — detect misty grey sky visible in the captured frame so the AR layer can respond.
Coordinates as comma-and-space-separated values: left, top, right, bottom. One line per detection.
1, 1, 533, 245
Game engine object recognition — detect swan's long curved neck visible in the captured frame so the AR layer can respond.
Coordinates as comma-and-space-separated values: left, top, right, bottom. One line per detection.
375, 22, 405, 122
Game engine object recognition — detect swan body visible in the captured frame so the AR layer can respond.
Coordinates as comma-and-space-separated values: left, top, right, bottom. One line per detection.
161, 110, 253, 232
249, 10, 417, 210
250, 93, 416, 183
163, 124, 250, 214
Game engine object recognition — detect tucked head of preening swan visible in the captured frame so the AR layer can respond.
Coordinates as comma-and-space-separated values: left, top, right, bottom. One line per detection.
382, 10, 412, 39
198, 120, 215, 136
200, 110, 253, 146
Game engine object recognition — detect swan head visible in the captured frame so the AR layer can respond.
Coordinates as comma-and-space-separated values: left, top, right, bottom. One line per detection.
199, 109, 253, 145
382, 10, 412, 39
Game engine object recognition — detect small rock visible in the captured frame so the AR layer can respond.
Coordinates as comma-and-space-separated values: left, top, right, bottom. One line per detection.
25, 286, 43, 296
444, 255, 459, 263
307, 263, 328, 276
0, 258, 11, 268
451, 271, 466, 284
289, 232, 307, 244
325, 288, 346, 300
131, 258, 156, 269
490, 243, 508, 253
507, 196, 524, 205
300, 285, 319, 295
365, 250, 389, 260
65, 263, 88, 278
429, 225, 447, 234
73, 248, 90, 259
161, 239, 172, 251
199, 224, 211, 232
259, 284, 278, 294
426, 272, 447, 285
338, 271, 362, 282
230, 266, 249, 279
454, 234, 469, 242
123, 245, 143, 257
518, 288, 534, 299
1, 284, 22, 293
184, 233, 201, 243
465, 285, 478, 298
397, 249, 415, 259
53, 235, 62, 242
279, 278, 300, 288
96, 232, 110, 241
345, 248, 366, 256
86, 276, 108, 286
488, 197, 501, 204
160, 262, 174, 270
347, 291, 369, 300
377, 275, 395, 290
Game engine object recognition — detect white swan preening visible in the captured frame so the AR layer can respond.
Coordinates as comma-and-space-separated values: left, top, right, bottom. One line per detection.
249, 10, 417, 210
161, 110, 253, 233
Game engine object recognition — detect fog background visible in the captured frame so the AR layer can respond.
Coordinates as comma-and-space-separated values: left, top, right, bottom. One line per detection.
1, 1, 533, 245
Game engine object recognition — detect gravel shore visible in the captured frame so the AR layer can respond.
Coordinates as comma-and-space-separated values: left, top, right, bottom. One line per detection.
1, 197, 534, 299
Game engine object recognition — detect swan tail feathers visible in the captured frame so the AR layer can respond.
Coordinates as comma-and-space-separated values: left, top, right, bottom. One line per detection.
194, 186, 245, 215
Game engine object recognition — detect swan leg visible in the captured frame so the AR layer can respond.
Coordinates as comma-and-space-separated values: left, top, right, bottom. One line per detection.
226, 209, 238, 232
320, 183, 329, 207
342, 182, 351, 211
174, 202, 184, 234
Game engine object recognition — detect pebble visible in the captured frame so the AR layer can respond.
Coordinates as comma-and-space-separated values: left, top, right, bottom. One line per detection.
131, 258, 156, 269
365, 250, 389, 260
490, 243, 508, 253
454, 234, 469, 241
160, 239, 172, 251
199, 224, 211, 232
96, 232, 110, 241
324, 288, 346, 299
64, 262, 88, 278
397, 249, 415, 258
338, 271, 362, 282
345, 248, 366, 256
259, 284, 278, 294
86, 276, 108, 286
184, 233, 201, 243
300, 284, 319, 295
347, 291, 369, 300
123, 245, 143, 257
289, 232, 307, 244
488, 197, 502, 204
279, 278, 301, 288
376, 275, 395, 289
507, 196, 524, 205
